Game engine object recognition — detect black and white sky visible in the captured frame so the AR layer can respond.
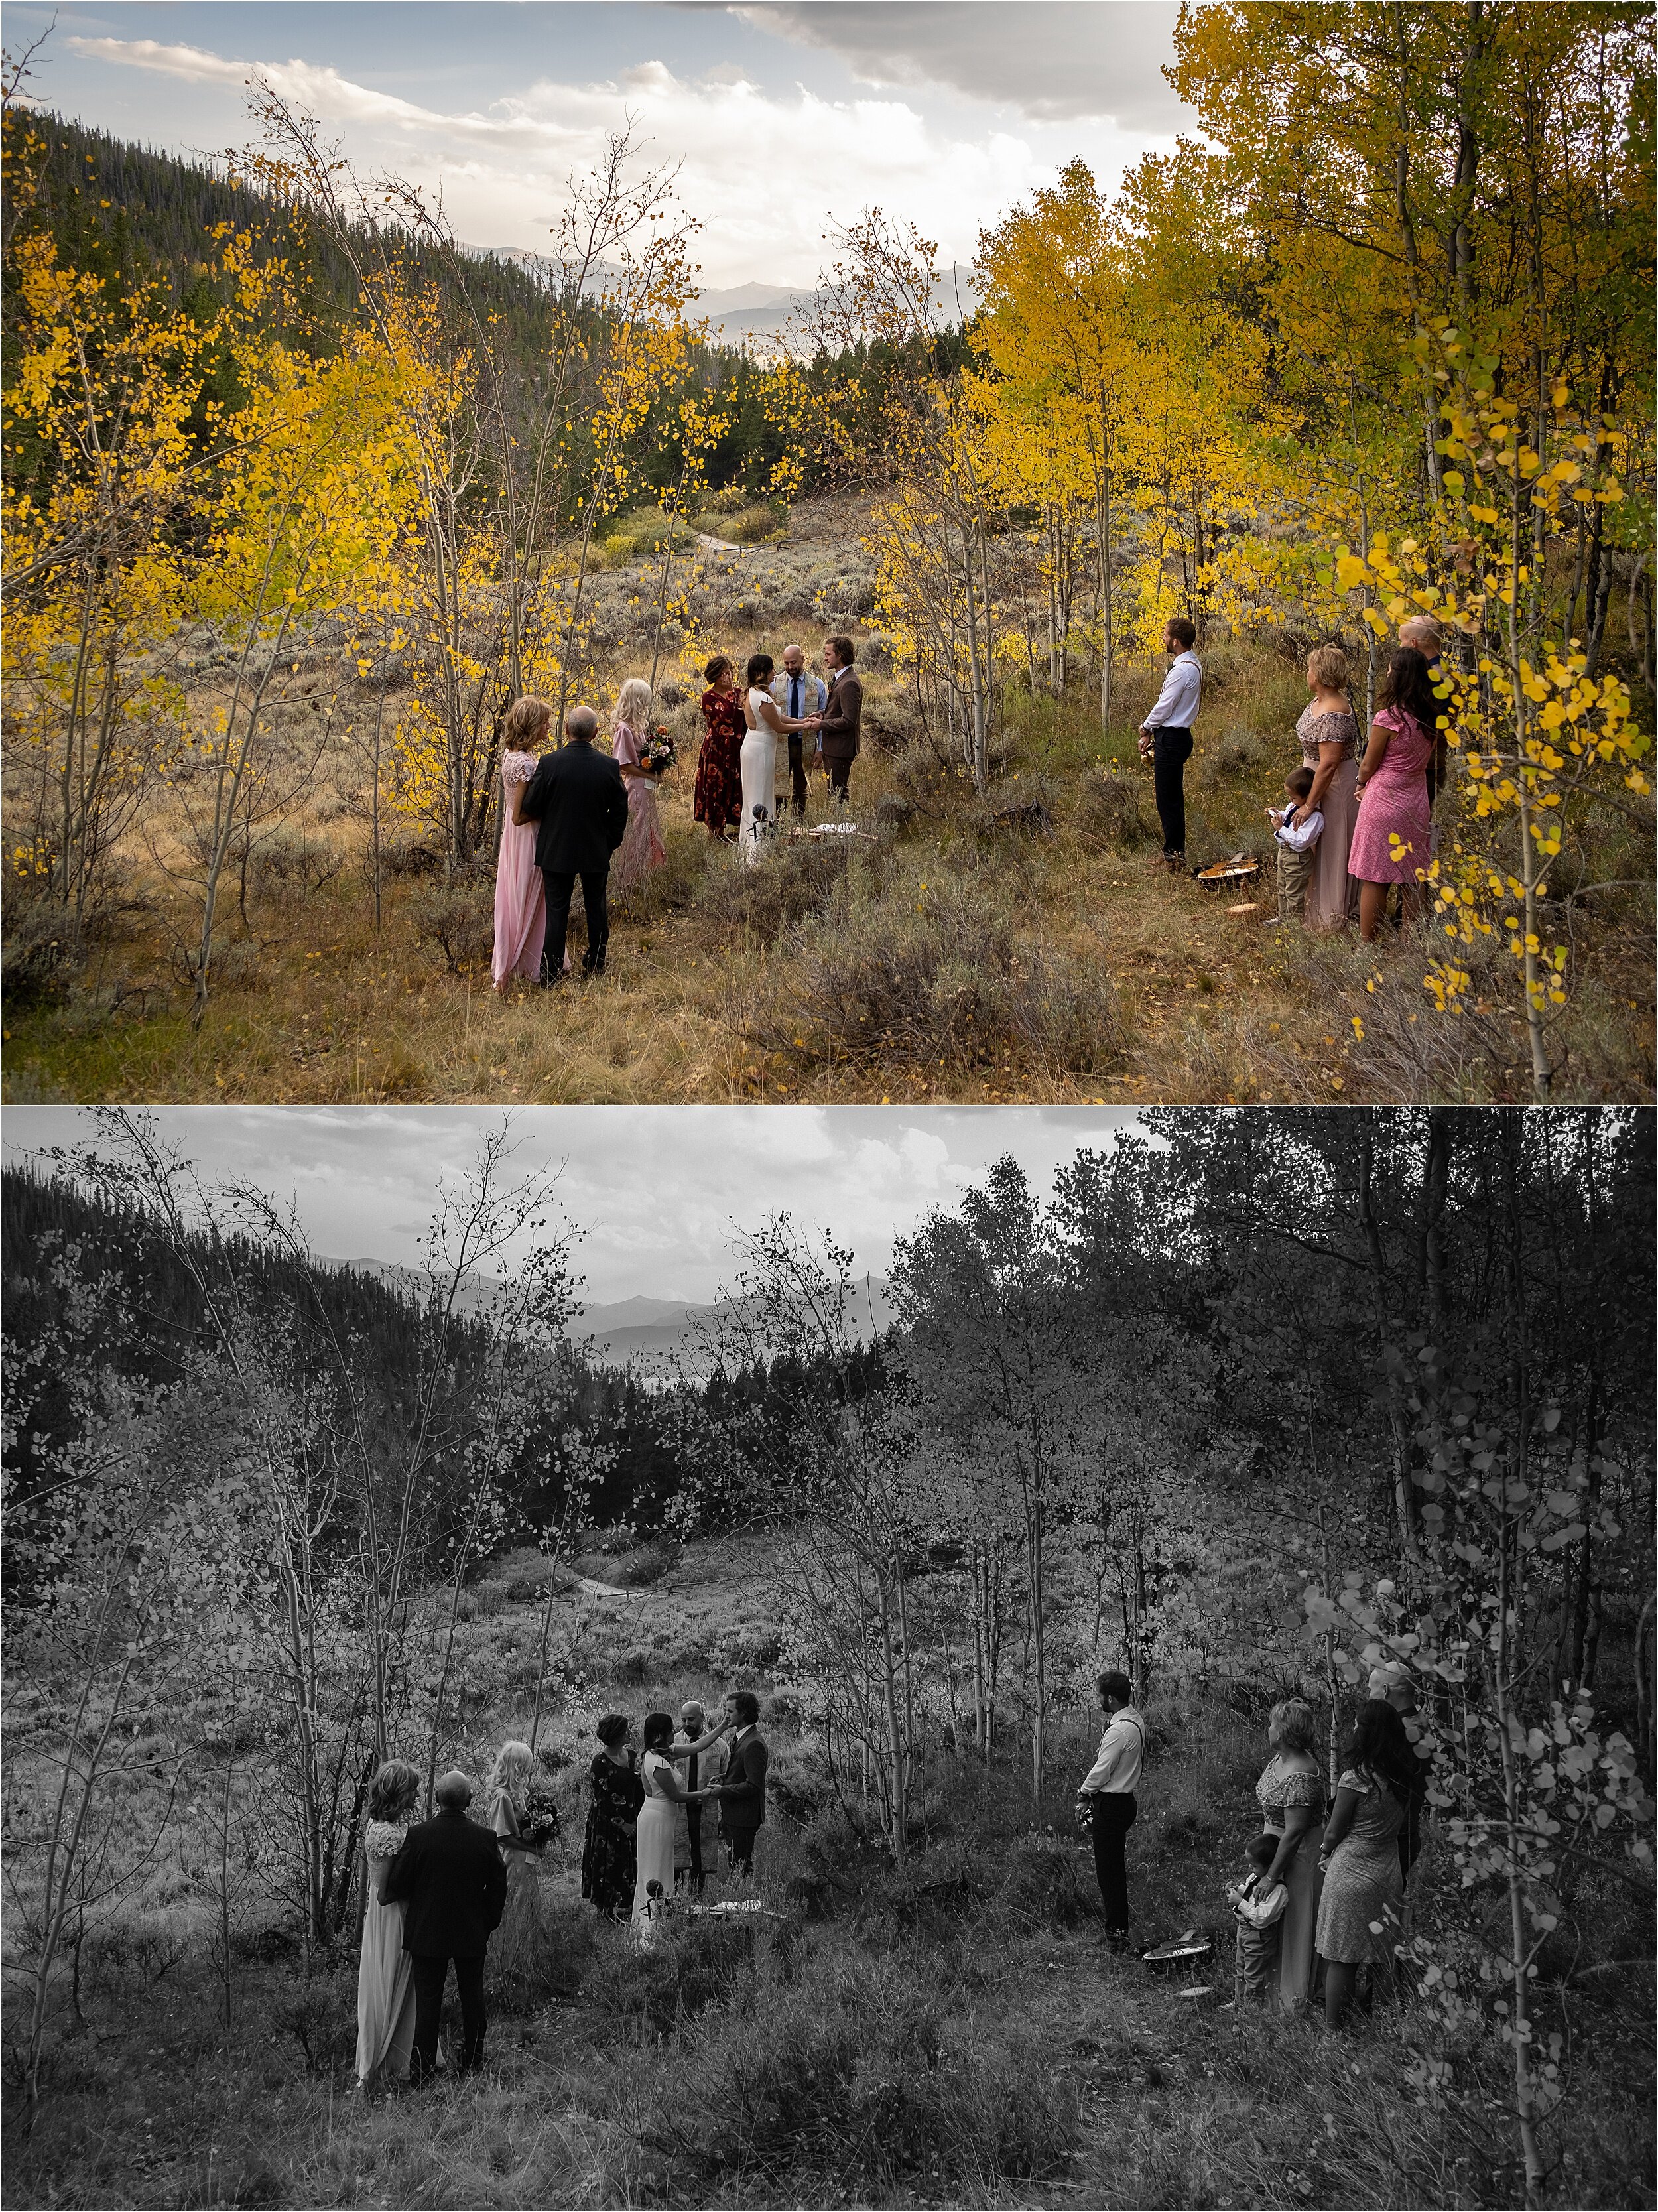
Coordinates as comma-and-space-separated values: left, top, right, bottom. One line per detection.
2, 1106, 1141, 1305
7, 1, 1192, 287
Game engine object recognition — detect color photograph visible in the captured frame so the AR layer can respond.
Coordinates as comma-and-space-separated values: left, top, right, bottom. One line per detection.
2, 1, 1651, 1106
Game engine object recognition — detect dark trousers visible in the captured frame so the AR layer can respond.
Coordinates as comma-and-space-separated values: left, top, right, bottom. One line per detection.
723, 1824, 759, 1877
542, 866, 609, 976
682, 1807, 706, 1895
825, 755, 851, 801
409, 1951, 486, 2080
1090, 1793, 1137, 1932
787, 734, 810, 814
1151, 726, 1192, 858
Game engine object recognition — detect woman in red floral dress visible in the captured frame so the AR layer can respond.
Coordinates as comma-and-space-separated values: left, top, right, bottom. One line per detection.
693, 654, 744, 840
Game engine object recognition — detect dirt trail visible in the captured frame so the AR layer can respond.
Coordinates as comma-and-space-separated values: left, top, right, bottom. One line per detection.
557, 1565, 632, 1602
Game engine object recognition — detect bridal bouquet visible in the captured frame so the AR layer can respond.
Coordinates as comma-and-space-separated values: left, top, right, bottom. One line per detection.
643, 729, 676, 775
522, 1780, 562, 1850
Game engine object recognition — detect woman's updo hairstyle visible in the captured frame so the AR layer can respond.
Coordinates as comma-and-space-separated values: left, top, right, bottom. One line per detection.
367, 1759, 421, 1822
704, 653, 733, 685
745, 652, 774, 686
1267, 1697, 1318, 1756
641, 1711, 674, 1750
596, 1713, 629, 1747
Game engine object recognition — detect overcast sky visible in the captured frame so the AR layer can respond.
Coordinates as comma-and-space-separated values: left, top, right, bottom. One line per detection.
9, 1, 1193, 287
3, 1106, 1141, 1306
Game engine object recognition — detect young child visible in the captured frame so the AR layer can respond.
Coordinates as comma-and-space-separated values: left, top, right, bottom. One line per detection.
1266, 763, 1324, 924
1226, 1832, 1288, 2005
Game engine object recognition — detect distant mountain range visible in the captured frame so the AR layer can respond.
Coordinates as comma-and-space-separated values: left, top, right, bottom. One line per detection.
462, 247, 982, 352
321, 1259, 893, 1372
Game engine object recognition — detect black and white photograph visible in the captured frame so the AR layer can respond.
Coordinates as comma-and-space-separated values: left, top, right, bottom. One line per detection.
2, 1104, 1653, 2207
2, 0, 1655, 2207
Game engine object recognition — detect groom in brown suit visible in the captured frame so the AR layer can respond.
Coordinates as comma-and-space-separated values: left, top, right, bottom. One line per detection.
812, 635, 862, 806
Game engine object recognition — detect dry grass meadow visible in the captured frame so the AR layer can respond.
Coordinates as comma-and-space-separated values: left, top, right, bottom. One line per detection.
5, 503, 1653, 1108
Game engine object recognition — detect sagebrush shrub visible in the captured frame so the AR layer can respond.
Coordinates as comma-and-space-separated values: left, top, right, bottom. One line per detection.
755, 872, 1124, 1077
610, 1928, 1078, 2192
1072, 769, 1158, 849
698, 831, 862, 946
410, 868, 495, 977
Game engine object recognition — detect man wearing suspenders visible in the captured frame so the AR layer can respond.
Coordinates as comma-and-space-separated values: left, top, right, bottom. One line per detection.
1077, 1669, 1146, 1953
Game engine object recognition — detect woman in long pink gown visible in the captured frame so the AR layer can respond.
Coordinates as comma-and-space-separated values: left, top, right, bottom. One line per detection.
609, 677, 667, 906
492, 695, 551, 989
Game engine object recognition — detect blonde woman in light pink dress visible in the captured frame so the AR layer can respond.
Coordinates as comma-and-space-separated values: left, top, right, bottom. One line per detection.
609, 677, 667, 907
492, 695, 551, 989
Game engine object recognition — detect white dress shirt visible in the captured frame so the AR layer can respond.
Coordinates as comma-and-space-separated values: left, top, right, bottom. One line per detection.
1271, 804, 1324, 851
1143, 651, 1203, 731
1080, 1704, 1146, 1795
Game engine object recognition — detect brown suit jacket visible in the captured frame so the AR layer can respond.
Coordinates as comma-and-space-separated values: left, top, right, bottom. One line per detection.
818, 669, 863, 762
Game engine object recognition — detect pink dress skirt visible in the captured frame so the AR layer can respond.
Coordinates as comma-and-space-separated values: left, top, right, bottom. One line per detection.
1348, 709, 1435, 885
491, 750, 546, 987
609, 720, 667, 905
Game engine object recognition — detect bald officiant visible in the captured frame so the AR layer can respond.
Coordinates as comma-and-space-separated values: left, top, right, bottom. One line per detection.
771, 644, 826, 817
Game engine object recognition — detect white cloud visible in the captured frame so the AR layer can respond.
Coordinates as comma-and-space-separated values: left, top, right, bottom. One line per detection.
62, 31, 1147, 284
3, 1106, 1135, 1305
733, 3, 1190, 127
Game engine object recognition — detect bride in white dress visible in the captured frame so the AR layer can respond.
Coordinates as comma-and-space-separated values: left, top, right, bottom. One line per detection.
631, 1713, 711, 1941
740, 653, 811, 867
355, 1758, 421, 2090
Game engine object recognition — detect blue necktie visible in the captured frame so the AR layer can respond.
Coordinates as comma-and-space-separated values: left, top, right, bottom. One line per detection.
790, 676, 800, 719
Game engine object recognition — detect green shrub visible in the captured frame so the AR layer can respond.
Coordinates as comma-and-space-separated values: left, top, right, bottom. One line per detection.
1072, 767, 1159, 848
699, 828, 862, 946
410, 866, 493, 977
755, 872, 1125, 1078
992, 1831, 1096, 1929
247, 826, 343, 901
607, 1928, 1078, 2194
728, 504, 785, 545
1, 894, 80, 1008
594, 1909, 790, 2043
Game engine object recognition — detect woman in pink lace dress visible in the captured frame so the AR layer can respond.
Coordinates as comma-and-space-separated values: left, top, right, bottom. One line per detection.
609, 677, 667, 907
355, 1759, 420, 2091
492, 695, 551, 989
1348, 646, 1442, 943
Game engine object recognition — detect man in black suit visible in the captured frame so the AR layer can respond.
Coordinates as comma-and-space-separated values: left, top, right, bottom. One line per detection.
708, 1689, 768, 1877
512, 704, 629, 980
383, 1768, 507, 2082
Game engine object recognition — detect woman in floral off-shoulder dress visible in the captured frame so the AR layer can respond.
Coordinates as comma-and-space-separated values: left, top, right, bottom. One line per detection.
1253, 1699, 1327, 2015
355, 1759, 420, 2091
493, 695, 551, 988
